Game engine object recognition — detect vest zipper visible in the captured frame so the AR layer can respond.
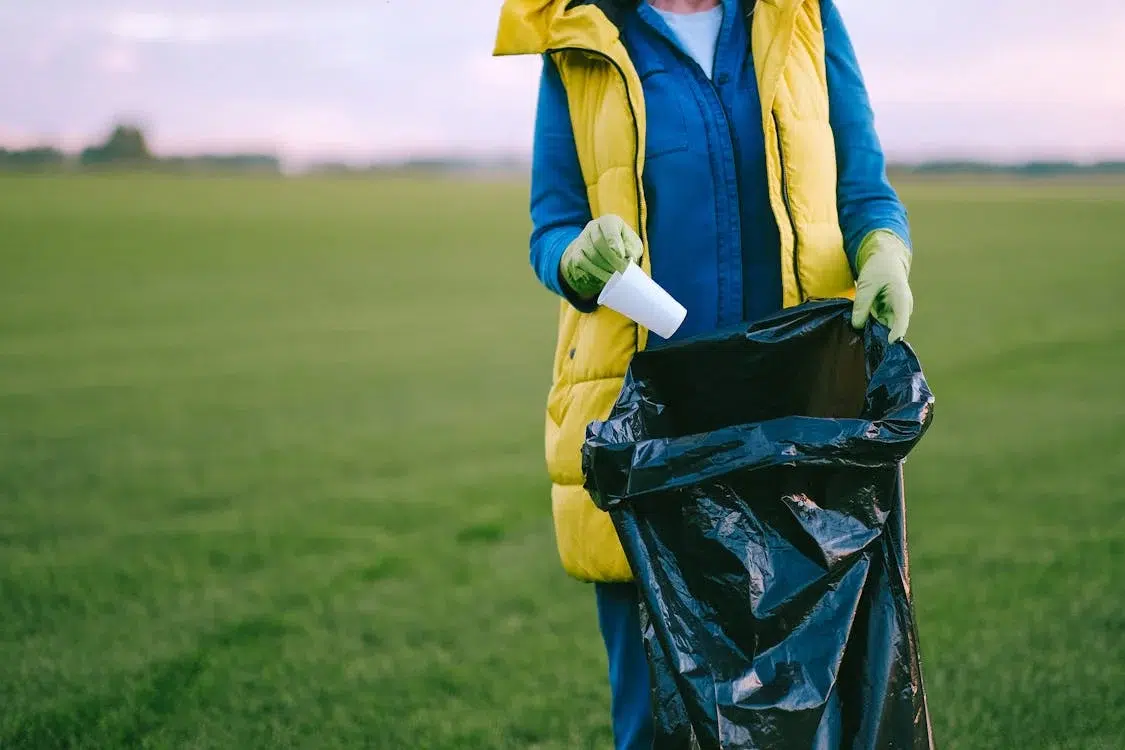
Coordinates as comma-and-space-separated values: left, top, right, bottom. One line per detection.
772, 111, 805, 302
547, 46, 646, 352
546, 47, 645, 254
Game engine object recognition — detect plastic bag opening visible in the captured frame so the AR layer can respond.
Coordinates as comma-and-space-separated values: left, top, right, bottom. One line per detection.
631, 306, 870, 440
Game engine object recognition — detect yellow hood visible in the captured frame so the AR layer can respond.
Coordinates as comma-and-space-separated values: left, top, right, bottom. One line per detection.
493, 0, 627, 57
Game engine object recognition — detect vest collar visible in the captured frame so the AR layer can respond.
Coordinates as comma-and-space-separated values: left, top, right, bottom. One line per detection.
567, 0, 636, 30
494, 0, 632, 56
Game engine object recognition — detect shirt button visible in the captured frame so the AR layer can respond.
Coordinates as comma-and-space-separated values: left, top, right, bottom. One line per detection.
717, 72, 730, 85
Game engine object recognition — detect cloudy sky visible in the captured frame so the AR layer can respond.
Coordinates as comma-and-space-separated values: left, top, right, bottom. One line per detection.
2, 1, 1124, 164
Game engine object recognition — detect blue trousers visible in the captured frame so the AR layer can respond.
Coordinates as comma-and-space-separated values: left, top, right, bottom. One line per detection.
595, 582, 655, 750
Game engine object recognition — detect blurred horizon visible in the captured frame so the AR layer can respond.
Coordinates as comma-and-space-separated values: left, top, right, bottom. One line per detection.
3, 1, 1125, 166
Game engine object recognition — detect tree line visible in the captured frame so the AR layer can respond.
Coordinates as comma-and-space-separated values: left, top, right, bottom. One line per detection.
5, 123, 1125, 177
893, 160, 1125, 177
0, 124, 281, 174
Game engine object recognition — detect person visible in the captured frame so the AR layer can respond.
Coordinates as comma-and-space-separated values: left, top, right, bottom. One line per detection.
494, 0, 914, 746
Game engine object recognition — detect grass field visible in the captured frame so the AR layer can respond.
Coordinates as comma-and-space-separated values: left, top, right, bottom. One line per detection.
1, 174, 1124, 749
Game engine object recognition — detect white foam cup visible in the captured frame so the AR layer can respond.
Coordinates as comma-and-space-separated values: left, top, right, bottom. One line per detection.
597, 262, 687, 340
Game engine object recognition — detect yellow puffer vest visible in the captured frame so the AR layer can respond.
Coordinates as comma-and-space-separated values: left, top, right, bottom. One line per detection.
494, 0, 855, 582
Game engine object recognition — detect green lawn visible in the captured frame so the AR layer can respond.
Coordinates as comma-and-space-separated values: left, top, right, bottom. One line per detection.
1, 174, 1123, 749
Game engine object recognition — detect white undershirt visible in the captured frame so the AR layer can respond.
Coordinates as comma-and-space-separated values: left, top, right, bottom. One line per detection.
651, 4, 724, 80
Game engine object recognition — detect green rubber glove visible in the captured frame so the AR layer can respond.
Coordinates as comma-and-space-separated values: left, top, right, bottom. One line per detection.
560, 214, 644, 300
851, 230, 914, 343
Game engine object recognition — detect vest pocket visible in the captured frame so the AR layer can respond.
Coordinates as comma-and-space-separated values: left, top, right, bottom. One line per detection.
640, 71, 690, 159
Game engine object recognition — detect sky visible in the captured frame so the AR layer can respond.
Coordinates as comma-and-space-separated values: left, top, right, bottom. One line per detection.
2, 0, 1124, 165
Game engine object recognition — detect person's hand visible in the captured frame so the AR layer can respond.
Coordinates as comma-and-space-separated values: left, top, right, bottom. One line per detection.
851, 230, 914, 342
559, 215, 643, 299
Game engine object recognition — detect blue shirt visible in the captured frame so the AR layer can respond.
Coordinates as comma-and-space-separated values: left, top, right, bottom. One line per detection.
529, 0, 910, 341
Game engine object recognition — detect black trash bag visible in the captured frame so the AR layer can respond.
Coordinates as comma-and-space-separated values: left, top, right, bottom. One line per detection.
582, 300, 935, 750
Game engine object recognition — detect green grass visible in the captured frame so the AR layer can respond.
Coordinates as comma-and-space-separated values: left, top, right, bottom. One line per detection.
1, 174, 1123, 749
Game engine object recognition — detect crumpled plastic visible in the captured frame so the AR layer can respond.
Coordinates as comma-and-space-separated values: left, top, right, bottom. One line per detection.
583, 300, 935, 750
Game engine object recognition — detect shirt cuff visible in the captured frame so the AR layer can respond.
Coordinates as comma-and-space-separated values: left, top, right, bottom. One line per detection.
556, 267, 600, 313
538, 226, 599, 312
